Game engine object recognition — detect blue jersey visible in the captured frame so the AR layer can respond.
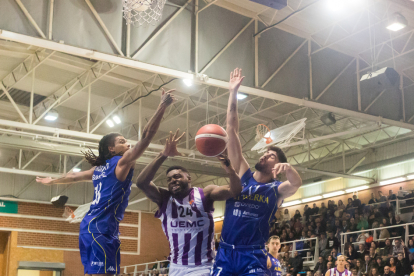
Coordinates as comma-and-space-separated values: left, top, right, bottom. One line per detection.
268, 254, 282, 276
80, 156, 134, 236
220, 169, 282, 246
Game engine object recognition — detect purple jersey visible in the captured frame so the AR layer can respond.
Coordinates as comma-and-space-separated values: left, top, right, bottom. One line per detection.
329, 268, 351, 276
155, 187, 215, 266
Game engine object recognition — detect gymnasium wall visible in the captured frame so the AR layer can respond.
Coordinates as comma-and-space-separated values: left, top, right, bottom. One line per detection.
0, 202, 169, 276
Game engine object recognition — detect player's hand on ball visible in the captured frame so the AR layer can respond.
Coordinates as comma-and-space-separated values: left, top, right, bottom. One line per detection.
229, 68, 245, 92
162, 129, 185, 157
217, 151, 235, 174
160, 88, 176, 108
272, 163, 292, 178
36, 177, 54, 186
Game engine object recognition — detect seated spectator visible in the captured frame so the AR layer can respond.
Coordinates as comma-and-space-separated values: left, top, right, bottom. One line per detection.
294, 219, 302, 232
330, 247, 339, 260
326, 255, 334, 267
353, 194, 362, 209
388, 211, 396, 226
287, 251, 303, 276
294, 209, 302, 220
397, 252, 411, 276
368, 193, 378, 205
349, 217, 358, 232
407, 239, 414, 262
374, 256, 384, 275
283, 209, 291, 221
311, 203, 319, 215
341, 220, 349, 233
304, 204, 312, 220
327, 232, 339, 251
357, 227, 369, 244
378, 191, 387, 202
388, 190, 397, 207
338, 199, 345, 210
388, 256, 400, 275
315, 222, 323, 236
326, 261, 333, 272
355, 259, 363, 275
313, 256, 326, 274
370, 241, 380, 254
392, 214, 405, 237
319, 202, 327, 216
361, 254, 374, 276
357, 243, 367, 260
357, 215, 369, 231
351, 268, 358, 276
369, 267, 379, 276
319, 232, 328, 255
382, 217, 389, 227
379, 223, 390, 240
381, 238, 393, 260
392, 238, 404, 257
369, 247, 378, 261
383, 265, 395, 276
346, 244, 357, 264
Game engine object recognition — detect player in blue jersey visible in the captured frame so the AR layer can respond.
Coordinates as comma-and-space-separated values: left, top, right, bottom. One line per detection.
267, 236, 282, 276
211, 68, 303, 276
36, 89, 176, 276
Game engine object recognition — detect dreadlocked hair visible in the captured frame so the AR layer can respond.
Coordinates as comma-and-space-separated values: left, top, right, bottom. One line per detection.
83, 133, 122, 166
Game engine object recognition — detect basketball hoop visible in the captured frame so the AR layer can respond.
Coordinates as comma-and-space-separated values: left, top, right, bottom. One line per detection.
123, 0, 167, 26
255, 124, 273, 144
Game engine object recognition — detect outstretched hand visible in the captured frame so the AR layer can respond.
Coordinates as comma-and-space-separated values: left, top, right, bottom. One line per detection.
217, 150, 235, 174
272, 163, 292, 179
160, 88, 176, 108
229, 68, 245, 92
162, 129, 185, 157
36, 177, 55, 186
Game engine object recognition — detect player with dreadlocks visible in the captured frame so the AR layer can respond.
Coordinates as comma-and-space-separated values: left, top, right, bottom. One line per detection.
36, 89, 176, 276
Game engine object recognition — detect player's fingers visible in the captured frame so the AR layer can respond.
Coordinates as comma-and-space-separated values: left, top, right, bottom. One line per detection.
230, 71, 233, 80
169, 131, 173, 141
161, 88, 165, 96
176, 132, 185, 142
166, 89, 176, 94
173, 128, 180, 140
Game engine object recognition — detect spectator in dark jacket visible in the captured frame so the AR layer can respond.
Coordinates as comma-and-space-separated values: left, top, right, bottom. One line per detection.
288, 251, 303, 276
397, 252, 411, 276
313, 256, 326, 274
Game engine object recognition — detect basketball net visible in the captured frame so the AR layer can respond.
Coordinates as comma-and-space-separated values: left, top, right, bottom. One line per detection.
123, 0, 167, 26
255, 124, 273, 144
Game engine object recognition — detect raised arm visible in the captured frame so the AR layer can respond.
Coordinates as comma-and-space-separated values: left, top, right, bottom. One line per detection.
36, 166, 95, 185
116, 89, 176, 181
136, 129, 184, 207
226, 68, 249, 176
204, 152, 242, 202
273, 163, 302, 207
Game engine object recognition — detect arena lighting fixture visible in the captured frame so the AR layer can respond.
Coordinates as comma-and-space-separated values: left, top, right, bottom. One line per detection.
407, 174, 414, 180
72, 168, 81, 173
281, 200, 301, 207
345, 185, 369, 193
323, 191, 345, 198
301, 196, 322, 203
45, 110, 58, 121
326, 0, 344, 12
386, 13, 408, 32
112, 115, 121, 124
380, 177, 407, 185
106, 119, 114, 127
237, 93, 248, 100
213, 216, 225, 222
183, 78, 193, 87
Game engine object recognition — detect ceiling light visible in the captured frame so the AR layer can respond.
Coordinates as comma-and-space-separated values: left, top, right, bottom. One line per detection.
327, 0, 344, 12
407, 174, 414, 180
183, 79, 193, 87
302, 196, 322, 203
45, 110, 58, 121
380, 177, 406, 185
213, 216, 225, 222
72, 168, 81, 173
345, 185, 369, 193
386, 13, 408, 32
237, 93, 248, 100
112, 115, 121, 124
323, 191, 345, 198
281, 200, 301, 207
106, 119, 114, 127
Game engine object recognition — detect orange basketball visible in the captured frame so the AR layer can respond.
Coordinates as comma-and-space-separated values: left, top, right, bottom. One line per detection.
195, 124, 228, 157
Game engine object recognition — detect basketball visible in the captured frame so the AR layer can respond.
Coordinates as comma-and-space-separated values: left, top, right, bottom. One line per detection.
195, 124, 228, 157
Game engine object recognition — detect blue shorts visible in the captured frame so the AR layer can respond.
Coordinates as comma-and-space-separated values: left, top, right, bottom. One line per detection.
79, 233, 121, 275
211, 244, 268, 276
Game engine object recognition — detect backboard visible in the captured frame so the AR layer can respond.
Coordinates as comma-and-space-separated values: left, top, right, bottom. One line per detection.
251, 118, 306, 153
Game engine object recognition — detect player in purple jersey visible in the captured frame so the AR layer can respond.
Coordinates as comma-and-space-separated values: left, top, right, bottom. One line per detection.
267, 236, 282, 276
326, 255, 351, 276
36, 89, 176, 276
211, 68, 303, 276
136, 129, 242, 276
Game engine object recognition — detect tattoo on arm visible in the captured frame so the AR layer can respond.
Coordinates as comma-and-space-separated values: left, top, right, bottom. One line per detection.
230, 103, 236, 112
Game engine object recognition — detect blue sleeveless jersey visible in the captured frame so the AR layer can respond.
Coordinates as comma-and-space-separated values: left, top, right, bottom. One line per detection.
221, 169, 282, 246
268, 254, 282, 276
80, 156, 134, 236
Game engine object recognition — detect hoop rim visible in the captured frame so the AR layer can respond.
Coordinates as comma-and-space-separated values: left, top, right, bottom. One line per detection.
256, 124, 273, 144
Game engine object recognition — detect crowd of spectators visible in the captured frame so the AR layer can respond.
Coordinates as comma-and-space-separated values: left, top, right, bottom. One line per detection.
269, 188, 414, 276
